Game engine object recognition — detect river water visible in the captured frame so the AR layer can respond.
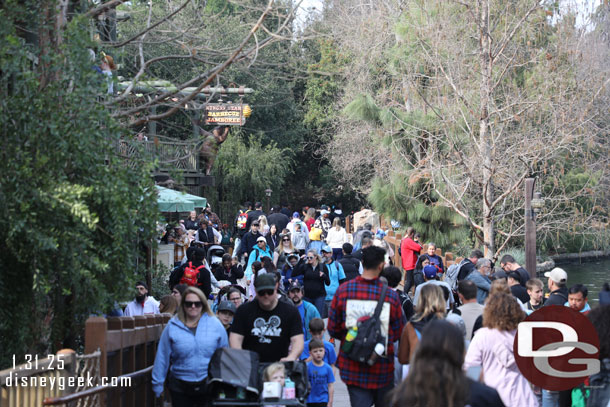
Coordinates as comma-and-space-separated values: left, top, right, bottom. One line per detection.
557, 258, 610, 305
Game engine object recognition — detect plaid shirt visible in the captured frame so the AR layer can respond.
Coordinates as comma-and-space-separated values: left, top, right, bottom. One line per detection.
173, 234, 189, 263
328, 276, 406, 389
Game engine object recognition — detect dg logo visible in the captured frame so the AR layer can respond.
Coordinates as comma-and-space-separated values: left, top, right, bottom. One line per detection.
514, 306, 600, 391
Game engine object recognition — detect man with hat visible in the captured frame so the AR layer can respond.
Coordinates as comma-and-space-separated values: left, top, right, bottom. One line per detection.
124, 281, 160, 316
543, 267, 569, 306
413, 265, 455, 310
216, 300, 237, 334
230, 273, 304, 363
237, 220, 262, 261
287, 280, 320, 340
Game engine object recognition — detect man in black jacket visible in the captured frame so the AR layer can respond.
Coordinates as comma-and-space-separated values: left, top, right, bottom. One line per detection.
543, 267, 569, 306
338, 243, 361, 281
238, 221, 262, 261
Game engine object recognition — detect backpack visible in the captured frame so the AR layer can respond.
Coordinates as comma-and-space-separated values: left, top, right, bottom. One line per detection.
180, 262, 205, 286
236, 210, 250, 230
444, 259, 468, 290
345, 281, 388, 364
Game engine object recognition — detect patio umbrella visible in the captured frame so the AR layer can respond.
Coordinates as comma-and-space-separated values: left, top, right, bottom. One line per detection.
178, 191, 207, 208
155, 186, 195, 212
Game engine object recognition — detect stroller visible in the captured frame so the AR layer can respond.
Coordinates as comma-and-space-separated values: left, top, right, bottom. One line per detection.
207, 245, 226, 269
208, 348, 309, 406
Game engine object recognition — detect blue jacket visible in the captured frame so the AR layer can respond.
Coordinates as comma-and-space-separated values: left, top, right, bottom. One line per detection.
245, 245, 273, 279
152, 314, 228, 396
300, 300, 321, 340
324, 260, 346, 301
465, 271, 491, 305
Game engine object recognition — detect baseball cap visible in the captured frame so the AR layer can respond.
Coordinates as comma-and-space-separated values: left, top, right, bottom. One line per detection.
423, 265, 437, 279
320, 209, 330, 215
254, 273, 277, 292
217, 300, 236, 314
256, 236, 267, 243
292, 212, 300, 218
252, 220, 260, 226
287, 253, 299, 260
544, 267, 568, 284
321, 244, 332, 253
288, 280, 303, 291
507, 271, 521, 281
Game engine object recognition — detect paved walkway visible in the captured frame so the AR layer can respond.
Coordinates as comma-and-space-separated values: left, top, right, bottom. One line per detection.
332, 366, 350, 406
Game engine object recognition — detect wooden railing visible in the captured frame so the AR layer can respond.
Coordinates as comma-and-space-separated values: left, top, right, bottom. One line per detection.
75, 314, 171, 407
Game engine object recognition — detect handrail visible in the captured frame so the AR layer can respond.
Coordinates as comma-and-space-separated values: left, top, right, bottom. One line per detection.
42, 366, 153, 405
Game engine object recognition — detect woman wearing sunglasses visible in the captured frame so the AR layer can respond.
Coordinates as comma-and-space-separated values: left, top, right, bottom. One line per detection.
294, 250, 330, 316
153, 286, 228, 406
273, 229, 299, 271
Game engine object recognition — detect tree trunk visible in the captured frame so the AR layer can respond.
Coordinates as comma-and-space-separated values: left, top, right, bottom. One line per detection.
479, 0, 495, 257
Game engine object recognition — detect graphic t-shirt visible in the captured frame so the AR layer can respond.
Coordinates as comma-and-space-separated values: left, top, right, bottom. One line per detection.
231, 299, 303, 363
306, 361, 335, 403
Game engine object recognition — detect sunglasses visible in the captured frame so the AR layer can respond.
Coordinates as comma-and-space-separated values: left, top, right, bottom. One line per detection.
184, 301, 203, 308
257, 289, 275, 297
307, 256, 314, 260
282, 239, 290, 242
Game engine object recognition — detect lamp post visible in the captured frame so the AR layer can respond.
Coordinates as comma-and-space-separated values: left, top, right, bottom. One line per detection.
265, 188, 272, 213
525, 178, 544, 278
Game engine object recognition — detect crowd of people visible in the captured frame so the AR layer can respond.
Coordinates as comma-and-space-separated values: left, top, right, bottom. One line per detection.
127, 202, 609, 407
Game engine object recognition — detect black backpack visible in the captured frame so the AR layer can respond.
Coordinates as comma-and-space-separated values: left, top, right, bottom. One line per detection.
345, 281, 388, 364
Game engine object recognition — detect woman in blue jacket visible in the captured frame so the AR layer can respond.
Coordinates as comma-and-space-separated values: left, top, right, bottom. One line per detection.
245, 236, 273, 282
152, 286, 228, 406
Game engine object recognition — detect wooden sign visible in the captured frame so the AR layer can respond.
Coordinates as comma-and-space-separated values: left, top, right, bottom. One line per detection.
204, 103, 251, 126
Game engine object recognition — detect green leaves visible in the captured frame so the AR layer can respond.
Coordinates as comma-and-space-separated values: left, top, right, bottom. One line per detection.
0, 13, 157, 367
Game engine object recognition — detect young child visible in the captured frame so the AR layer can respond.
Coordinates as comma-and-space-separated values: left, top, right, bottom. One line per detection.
263, 362, 286, 386
526, 278, 545, 312
300, 318, 337, 366
215, 300, 236, 334
263, 363, 286, 407
306, 339, 335, 407
281, 253, 303, 291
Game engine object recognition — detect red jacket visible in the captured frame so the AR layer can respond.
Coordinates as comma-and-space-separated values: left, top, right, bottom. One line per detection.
400, 237, 422, 270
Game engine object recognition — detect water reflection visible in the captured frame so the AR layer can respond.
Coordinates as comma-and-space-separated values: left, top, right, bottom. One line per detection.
555, 259, 610, 305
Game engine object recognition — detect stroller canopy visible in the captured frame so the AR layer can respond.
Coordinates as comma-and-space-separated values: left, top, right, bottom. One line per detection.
208, 348, 260, 395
